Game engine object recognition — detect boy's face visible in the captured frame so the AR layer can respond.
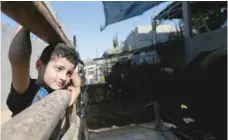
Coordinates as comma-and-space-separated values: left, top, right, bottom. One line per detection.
38, 56, 76, 90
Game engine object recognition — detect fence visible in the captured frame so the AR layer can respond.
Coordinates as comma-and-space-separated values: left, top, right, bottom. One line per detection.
1, 90, 80, 140
85, 53, 161, 84
1, 1, 87, 140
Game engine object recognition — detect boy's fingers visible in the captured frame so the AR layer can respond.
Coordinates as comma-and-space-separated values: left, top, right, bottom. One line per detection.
67, 86, 74, 91
71, 72, 81, 87
68, 86, 80, 92
67, 86, 81, 104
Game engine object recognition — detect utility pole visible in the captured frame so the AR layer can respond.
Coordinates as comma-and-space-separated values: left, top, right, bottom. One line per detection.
96, 48, 98, 58
73, 35, 77, 50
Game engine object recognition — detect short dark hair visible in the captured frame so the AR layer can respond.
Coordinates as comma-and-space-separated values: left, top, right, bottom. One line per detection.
40, 43, 78, 66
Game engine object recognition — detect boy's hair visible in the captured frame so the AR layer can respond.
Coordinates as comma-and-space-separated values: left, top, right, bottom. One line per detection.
40, 43, 78, 66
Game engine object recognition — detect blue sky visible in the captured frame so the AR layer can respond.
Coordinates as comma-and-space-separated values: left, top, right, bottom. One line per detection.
1, 1, 171, 60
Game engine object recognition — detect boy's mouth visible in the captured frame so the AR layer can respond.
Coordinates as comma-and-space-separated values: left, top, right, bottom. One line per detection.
55, 82, 65, 87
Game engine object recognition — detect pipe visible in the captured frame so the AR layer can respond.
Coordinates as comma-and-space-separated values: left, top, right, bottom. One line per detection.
1, 90, 71, 140
1, 1, 72, 46
1, 1, 84, 64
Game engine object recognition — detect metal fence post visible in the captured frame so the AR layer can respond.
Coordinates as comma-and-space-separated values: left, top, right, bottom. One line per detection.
1, 90, 71, 140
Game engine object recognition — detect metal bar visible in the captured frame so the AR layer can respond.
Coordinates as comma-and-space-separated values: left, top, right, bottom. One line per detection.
1, 90, 71, 140
1, 1, 84, 65
182, 1, 192, 64
154, 1, 180, 20
182, 1, 192, 38
61, 104, 81, 140
61, 122, 80, 140
78, 70, 89, 140
1, 1, 72, 46
73, 35, 77, 49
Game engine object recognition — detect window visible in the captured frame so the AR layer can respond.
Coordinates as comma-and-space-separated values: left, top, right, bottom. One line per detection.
88, 71, 94, 75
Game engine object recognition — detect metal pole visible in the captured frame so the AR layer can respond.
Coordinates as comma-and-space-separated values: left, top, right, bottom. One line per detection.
182, 1, 192, 64
1, 1, 72, 46
1, 90, 71, 140
151, 17, 157, 45
73, 35, 77, 49
182, 1, 192, 38
61, 103, 81, 140
78, 68, 89, 140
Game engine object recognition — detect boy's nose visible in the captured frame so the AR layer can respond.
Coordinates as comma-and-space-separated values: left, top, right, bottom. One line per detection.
59, 73, 67, 82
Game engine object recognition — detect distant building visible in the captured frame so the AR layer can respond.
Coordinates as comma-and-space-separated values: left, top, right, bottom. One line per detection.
123, 24, 179, 50
123, 24, 180, 65
84, 60, 103, 84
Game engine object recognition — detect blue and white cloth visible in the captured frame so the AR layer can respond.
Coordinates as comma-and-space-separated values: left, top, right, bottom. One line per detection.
32, 87, 49, 104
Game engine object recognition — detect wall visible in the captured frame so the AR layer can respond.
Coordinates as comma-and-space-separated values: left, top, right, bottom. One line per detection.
155, 26, 227, 69
1, 23, 47, 107
123, 24, 179, 50
85, 64, 97, 84
186, 27, 227, 63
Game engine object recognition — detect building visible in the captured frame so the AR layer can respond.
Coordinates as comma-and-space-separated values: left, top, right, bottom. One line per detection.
123, 24, 180, 65
84, 59, 104, 84
123, 24, 180, 50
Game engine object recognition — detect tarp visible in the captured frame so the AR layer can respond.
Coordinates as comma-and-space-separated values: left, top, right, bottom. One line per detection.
101, 1, 165, 31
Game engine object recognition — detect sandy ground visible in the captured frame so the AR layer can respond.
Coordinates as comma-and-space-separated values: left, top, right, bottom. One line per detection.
1, 106, 12, 125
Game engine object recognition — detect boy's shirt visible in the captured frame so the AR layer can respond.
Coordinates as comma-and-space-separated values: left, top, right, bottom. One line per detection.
6, 78, 67, 140
7, 79, 39, 116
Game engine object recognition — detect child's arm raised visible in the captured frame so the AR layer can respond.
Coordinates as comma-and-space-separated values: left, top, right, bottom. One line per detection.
8, 25, 32, 94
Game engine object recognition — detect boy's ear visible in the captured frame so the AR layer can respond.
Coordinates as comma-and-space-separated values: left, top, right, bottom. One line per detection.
36, 59, 43, 71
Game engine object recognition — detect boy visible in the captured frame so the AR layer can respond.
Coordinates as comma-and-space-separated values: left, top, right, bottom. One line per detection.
6, 25, 81, 118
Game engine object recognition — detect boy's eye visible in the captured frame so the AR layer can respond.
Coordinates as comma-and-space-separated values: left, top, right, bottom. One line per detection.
56, 67, 62, 72
67, 72, 72, 77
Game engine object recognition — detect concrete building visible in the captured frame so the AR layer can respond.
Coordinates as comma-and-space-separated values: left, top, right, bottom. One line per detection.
84, 60, 103, 84
123, 24, 180, 65
123, 24, 179, 50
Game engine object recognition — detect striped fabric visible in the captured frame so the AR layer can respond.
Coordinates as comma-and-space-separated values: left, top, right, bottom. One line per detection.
32, 87, 49, 104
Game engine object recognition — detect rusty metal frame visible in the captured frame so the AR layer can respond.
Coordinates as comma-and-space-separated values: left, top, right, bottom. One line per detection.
1, 3, 84, 139
1, 1, 72, 46
1, 90, 80, 140
1, 1, 85, 65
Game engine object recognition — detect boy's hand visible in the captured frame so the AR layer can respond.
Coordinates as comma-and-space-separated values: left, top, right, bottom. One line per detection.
67, 71, 81, 106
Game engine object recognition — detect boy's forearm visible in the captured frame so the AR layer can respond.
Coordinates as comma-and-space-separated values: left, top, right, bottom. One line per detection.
8, 26, 32, 64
